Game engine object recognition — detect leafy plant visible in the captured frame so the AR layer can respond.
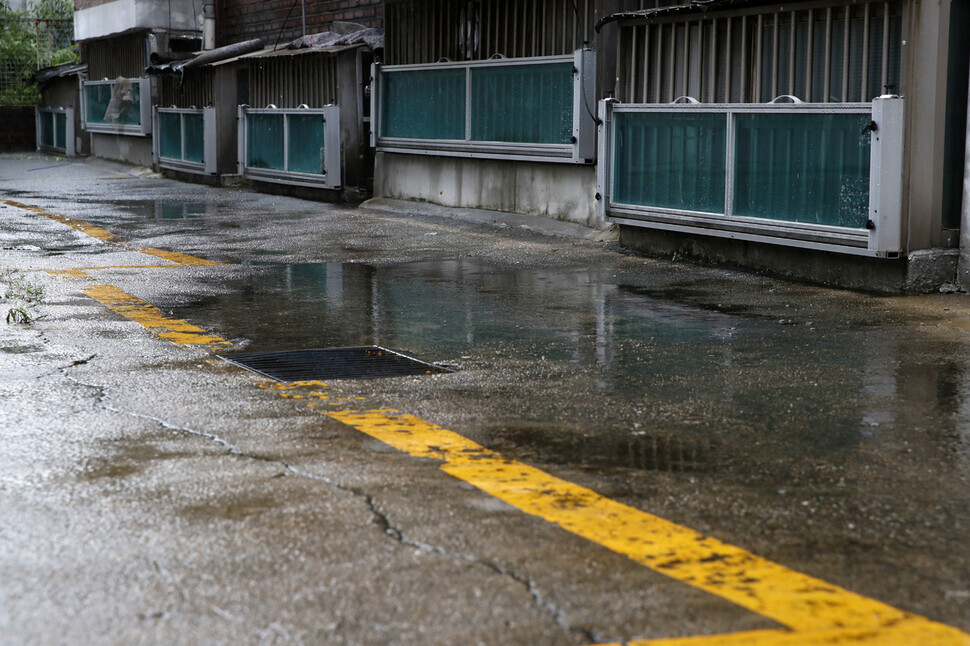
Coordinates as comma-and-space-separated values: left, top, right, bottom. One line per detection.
1, 268, 45, 324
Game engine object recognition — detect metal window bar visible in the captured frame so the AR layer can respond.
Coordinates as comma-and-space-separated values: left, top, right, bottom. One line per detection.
617, 0, 901, 105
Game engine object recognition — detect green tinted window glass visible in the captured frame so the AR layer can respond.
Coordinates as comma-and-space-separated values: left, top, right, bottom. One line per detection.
470, 62, 573, 144
86, 81, 141, 126
612, 112, 727, 214
247, 113, 284, 170
287, 113, 325, 174
39, 111, 54, 147
159, 112, 182, 160
733, 112, 871, 227
381, 68, 465, 139
183, 113, 205, 163
85, 84, 113, 125
54, 112, 66, 149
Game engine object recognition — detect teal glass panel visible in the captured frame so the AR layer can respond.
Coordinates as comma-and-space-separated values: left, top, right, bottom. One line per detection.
39, 111, 54, 147
287, 113, 325, 174
85, 84, 112, 125
381, 68, 465, 139
54, 112, 66, 149
470, 62, 572, 144
733, 113, 871, 228
183, 113, 205, 164
159, 112, 182, 160
85, 81, 141, 126
247, 113, 285, 170
612, 112, 727, 214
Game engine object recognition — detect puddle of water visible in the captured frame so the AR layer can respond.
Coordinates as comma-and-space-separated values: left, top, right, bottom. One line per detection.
171, 259, 970, 470
1, 344, 45, 354
488, 422, 717, 473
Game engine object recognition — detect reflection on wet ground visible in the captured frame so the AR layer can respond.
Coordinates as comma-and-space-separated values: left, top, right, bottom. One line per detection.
171, 259, 970, 478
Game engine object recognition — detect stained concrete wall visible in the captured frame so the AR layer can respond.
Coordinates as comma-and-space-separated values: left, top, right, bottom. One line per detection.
90, 133, 153, 167
375, 152, 600, 228
75, 0, 200, 41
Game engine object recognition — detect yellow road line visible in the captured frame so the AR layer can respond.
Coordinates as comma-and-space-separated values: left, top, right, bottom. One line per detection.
5, 200, 116, 241
323, 408, 969, 645
83, 284, 230, 348
4, 200, 216, 267
139, 247, 220, 266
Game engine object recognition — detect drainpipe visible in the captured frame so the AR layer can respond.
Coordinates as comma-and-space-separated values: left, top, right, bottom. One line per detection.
960, 63, 970, 289
203, 2, 216, 50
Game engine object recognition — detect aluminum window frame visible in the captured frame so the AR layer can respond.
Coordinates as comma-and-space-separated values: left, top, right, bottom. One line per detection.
35, 106, 75, 156
597, 96, 905, 257
81, 78, 152, 137
372, 49, 596, 164
152, 107, 217, 175
237, 105, 342, 190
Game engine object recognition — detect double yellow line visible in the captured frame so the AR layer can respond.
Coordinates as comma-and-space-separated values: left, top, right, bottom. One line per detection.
10, 199, 969, 645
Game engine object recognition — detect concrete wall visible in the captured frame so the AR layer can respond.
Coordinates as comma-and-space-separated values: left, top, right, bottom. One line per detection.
375, 153, 600, 227
90, 133, 153, 167
74, 0, 200, 40
618, 226, 959, 293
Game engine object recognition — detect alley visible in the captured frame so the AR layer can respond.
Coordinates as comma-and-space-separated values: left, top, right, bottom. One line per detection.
1, 153, 969, 645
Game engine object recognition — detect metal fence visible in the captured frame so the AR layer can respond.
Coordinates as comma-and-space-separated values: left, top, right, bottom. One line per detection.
0, 17, 74, 105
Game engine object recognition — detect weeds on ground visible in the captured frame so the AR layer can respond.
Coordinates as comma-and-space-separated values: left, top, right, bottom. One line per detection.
1, 269, 46, 324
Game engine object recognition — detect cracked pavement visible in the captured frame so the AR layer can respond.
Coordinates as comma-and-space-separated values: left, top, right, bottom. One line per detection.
2, 153, 970, 644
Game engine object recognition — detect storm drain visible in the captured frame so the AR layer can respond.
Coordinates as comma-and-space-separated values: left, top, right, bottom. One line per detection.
218, 346, 453, 382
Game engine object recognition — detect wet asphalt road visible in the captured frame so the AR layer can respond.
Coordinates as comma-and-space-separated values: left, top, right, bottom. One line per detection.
1, 153, 969, 645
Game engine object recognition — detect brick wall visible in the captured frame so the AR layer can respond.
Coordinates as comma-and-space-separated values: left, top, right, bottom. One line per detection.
216, 0, 382, 47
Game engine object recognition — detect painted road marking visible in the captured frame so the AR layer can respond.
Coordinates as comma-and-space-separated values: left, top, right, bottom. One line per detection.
319, 407, 969, 645
4, 200, 217, 267
5, 200, 117, 241
5, 201, 227, 347
10, 201, 968, 643
83, 284, 230, 348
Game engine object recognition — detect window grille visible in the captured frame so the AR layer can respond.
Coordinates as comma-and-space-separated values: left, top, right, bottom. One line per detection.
248, 55, 339, 109
615, 0, 903, 104
383, 0, 595, 64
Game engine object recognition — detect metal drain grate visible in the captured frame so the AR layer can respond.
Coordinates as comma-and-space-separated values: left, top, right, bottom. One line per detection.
219, 346, 453, 382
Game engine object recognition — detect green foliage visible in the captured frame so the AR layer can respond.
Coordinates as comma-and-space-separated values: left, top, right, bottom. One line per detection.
0, 0, 75, 106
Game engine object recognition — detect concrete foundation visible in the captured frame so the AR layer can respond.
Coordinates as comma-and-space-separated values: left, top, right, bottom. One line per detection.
90, 133, 153, 168
618, 225, 960, 294
375, 152, 599, 228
